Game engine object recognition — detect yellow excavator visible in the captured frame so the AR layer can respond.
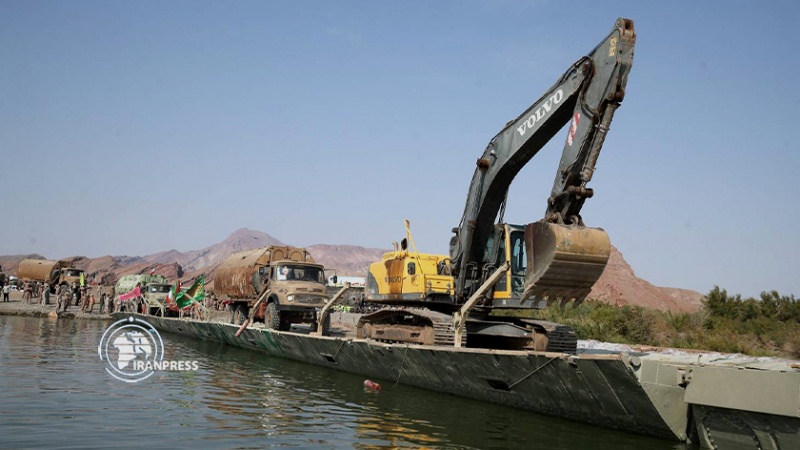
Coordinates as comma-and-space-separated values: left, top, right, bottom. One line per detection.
358, 18, 636, 352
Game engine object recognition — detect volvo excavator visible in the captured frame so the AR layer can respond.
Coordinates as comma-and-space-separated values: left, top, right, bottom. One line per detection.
358, 18, 636, 353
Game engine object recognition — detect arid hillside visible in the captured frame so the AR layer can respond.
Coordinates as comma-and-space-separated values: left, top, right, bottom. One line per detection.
0, 229, 703, 312
589, 246, 703, 312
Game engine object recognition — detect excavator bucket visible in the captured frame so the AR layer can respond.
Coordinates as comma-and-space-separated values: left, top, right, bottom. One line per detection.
522, 221, 610, 307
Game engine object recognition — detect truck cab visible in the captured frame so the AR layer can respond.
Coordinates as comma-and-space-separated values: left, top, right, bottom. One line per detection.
114, 274, 172, 315
59, 268, 85, 287
254, 260, 329, 330
142, 282, 173, 315
215, 246, 330, 330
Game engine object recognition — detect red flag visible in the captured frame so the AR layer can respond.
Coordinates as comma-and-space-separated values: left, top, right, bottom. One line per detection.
165, 280, 181, 311
118, 286, 142, 301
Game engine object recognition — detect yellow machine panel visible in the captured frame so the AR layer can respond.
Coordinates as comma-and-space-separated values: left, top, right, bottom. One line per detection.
367, 250, 453, 303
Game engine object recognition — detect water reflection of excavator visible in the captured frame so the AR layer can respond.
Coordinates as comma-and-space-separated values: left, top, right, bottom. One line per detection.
358, 18, 636, 353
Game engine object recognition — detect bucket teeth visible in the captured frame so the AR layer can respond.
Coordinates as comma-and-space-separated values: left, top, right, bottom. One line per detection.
523, 221, 610, 306
542, 294, 586, 309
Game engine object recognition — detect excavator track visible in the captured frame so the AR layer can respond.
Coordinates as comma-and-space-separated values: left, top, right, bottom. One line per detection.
465, 316, 578, 353
523, 221, 611, 306
356, 308, 466, 347
522, 319, 579, 353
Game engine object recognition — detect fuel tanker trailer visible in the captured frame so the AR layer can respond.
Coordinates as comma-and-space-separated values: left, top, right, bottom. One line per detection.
17, 259, 86, 291
213, 246, 330, 331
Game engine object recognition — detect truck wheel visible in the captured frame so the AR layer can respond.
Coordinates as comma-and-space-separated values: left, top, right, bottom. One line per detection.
266, 302, 281, 330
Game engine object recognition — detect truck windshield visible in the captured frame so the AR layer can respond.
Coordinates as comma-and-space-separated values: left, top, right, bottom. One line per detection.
64, 269, 83, 277
149, 284, 171, 293
275, 265, 324, 283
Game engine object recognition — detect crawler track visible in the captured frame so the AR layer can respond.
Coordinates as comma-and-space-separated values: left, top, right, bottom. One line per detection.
356, 308, 466, 347
523, 319, 578, 353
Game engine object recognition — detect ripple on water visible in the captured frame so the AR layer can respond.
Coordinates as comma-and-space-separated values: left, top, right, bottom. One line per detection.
0, 316, 690, 450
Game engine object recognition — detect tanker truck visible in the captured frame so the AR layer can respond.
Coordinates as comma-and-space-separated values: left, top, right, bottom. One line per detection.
17, 259, 85, 291
114, 274, 172, 315
214, 246, 329, 330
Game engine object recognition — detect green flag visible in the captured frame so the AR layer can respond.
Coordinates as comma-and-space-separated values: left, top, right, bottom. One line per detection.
176, 276, 204, 309
187, 275, 205, 302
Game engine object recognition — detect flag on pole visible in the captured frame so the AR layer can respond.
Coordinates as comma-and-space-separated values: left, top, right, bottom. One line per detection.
165, 280, 181, 311
118, 286, 142, 301
150, 267, 156, 276
177, 276, 205, 309
186, 275, 205, 302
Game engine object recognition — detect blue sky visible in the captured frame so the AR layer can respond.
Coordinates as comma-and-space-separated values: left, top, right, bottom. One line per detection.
1, 1, 798, 297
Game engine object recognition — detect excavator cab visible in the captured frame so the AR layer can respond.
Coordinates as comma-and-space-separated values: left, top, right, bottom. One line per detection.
479, 222, 609, 309
480, 224, 525, 302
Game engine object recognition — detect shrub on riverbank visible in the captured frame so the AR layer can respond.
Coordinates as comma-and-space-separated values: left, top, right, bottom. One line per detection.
533, 286, 800, 358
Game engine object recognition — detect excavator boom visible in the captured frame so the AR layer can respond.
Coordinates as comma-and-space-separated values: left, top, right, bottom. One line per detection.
360, 18, 636, 351
450, 18, 635, 305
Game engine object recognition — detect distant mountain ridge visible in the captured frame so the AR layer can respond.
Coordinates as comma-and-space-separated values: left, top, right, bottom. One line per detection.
0, 229, 704, 312
139, 228, 284, 271
305, 244, 386, 277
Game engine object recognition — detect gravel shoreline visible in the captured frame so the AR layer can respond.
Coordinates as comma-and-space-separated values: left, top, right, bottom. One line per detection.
0, 291, 112, 320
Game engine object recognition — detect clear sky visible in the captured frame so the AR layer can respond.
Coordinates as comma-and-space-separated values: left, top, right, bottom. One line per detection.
1, 1, 798, 298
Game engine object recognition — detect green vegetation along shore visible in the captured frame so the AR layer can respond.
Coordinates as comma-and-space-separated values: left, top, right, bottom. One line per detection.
531, 286, 800, 358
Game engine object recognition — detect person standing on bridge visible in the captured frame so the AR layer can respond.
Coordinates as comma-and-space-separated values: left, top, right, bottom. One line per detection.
41, 284, 50, 306
73, 283, 82, 307
58, 284, 72, 312
22, 281, 33, 304
2, 284, 10, 302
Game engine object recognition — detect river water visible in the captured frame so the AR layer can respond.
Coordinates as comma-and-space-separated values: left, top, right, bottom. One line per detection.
0, 315, 690, 449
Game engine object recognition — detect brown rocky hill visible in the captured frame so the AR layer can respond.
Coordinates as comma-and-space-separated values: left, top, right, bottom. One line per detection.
140, 228, 283, 272
0, 254, 44, 276
0, 229, 703, 313
589, 246, 703, 312
306, 244, 387, 277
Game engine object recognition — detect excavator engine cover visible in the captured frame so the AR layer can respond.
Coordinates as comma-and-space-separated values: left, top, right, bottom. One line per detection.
522, 221, 610, 306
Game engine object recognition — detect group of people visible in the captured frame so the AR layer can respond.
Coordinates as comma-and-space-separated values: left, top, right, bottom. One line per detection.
7, 279, 243, 322
52, 283, 117, 314
10, 279, 119, 314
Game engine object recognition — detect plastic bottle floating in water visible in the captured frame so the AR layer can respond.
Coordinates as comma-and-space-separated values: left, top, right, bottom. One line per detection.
363, 380, 381, 390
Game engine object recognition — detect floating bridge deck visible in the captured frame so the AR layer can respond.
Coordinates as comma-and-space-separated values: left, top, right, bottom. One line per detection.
116, 313, 800, 449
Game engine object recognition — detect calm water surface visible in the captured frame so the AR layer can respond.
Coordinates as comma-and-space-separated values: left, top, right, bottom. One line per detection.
0, 316, 691, 449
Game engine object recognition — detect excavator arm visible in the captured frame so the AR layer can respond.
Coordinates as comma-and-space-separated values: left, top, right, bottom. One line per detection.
450, 18, 636, 303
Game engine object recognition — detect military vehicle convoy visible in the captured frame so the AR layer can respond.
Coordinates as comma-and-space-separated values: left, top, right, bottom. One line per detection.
360, 17, 635, 353
114, 274, 172, 314
17, 259, 86, 291
214, 246, 329, 330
